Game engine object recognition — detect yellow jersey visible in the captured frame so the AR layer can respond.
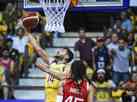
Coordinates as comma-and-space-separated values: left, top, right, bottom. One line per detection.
45, 63, 66, 102
94, 81, 112, 102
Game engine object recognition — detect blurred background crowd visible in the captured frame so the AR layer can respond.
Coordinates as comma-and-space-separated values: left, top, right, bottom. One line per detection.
0, 1, 137, 102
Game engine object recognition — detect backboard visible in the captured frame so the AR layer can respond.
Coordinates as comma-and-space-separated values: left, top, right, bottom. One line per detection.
24, 0, 124, 9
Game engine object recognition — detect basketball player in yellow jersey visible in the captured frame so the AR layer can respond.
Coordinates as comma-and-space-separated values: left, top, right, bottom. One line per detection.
45, 48, 73, 102
42, 48, 73, 102
45, 62, 65, 102
28, 35, 73, 102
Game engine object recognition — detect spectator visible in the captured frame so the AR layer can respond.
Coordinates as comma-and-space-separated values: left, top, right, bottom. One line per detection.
113, 19, 121, 31
120, 72, 137, 102
11, 27, 29, 54
0, 12, 7, 35
105, 27, 114, 37
86, 66, 95, 83
127, 32, 134, 50
74, 27, 95, 68
10, 27, 29, 77
107, 33, 119, 51
0, 49, 15, 98
92, 37, 110, 70
4, 38, 20, 84
127, 8, 137, 31
0, 49, 15, 73
111, 37, 131, 86
0, 65, 8, 99
4, 38, 19, 62
115, 27, 122, 36
3, 3, 17, 34
105, 36, 111, 45
132, 39, 137, 71
121, 11, 133, 32
92, 69, 115, 102
0, 34, 5, 57
121, 28, 128, 38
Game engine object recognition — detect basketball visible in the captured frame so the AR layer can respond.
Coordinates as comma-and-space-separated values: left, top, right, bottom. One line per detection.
22, 12, 39, 31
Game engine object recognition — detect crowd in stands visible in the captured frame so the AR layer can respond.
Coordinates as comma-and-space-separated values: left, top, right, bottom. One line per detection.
74, 9, 137, 101
0, 2, 137, 102
0, 3, 35, 98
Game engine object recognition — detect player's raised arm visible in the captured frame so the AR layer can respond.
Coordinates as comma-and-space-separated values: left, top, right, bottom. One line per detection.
28, 34, 49, 64
21, 12, 49, 64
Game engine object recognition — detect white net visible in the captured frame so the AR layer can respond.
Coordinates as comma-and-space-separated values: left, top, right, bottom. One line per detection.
39, 0, 71, 33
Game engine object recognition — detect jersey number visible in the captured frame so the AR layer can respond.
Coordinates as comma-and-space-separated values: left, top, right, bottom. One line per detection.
97, 57, 105, 69
65, 96, 84, 102
47, 75, 54, 82
97, 62, 105, 69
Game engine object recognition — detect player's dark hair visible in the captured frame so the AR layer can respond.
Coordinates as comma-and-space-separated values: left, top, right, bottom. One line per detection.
63, 47, 73, 63
71, 60, 86, 83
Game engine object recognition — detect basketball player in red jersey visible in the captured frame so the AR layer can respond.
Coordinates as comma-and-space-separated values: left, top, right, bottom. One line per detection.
56, 60, 93, 102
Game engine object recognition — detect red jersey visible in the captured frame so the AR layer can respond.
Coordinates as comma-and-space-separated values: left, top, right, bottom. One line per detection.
63, 79, 89, 102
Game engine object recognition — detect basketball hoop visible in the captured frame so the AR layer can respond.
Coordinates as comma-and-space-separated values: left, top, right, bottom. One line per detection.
23, 0, 78, 33
39, 0, 71, 33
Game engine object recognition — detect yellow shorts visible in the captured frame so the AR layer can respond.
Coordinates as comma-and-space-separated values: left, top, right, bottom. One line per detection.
45, 88, 58, 102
